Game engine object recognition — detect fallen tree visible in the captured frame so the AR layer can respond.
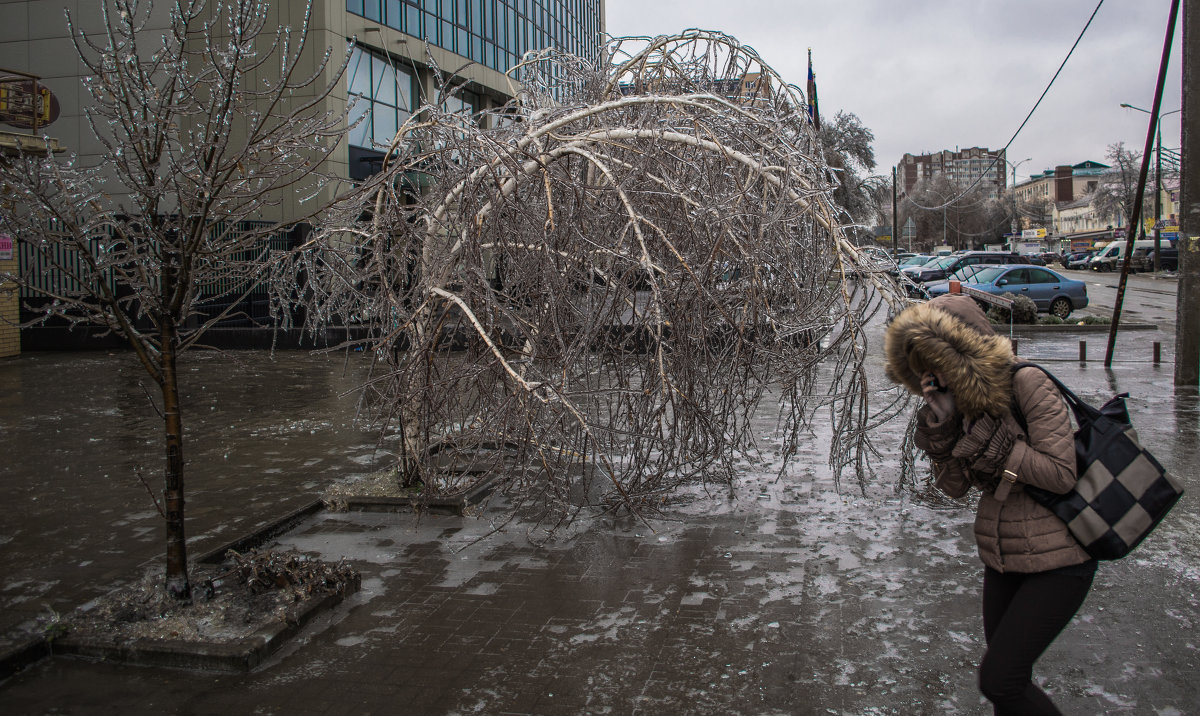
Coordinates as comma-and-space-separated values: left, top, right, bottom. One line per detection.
274, 30, 910, 527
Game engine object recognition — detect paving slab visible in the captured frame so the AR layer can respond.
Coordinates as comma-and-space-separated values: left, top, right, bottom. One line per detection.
1, 334, 1197, 714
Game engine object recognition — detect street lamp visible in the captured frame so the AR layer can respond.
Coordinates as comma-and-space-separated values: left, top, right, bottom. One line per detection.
1120, 103, 1181, 271
1005, 157, 1032, 250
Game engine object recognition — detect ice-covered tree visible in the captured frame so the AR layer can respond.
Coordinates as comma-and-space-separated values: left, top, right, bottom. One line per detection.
273, 30, 909, 528
0, 0, 366, 600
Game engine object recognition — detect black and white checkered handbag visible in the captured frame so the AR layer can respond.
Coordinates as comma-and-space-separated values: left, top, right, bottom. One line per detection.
1012, 363, 1184, 561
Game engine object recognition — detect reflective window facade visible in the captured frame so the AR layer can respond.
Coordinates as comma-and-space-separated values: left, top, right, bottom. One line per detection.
347, 45, 416, 151
346, 0, 603, 73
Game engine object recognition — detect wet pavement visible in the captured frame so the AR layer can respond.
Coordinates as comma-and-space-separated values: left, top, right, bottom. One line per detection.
1, 326, 1198, 714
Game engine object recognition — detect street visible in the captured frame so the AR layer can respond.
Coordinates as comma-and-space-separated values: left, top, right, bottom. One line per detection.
1056, 267, 1179, 333
0, 321, 1196, 714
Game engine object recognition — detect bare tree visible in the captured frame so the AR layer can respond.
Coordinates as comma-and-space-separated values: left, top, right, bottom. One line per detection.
900, 176, 1009, 250
273, 31, 910, 528
0, 0, 361, 600
1091, 141, 1155, 228
818, 110, 889, 226
1016, 194, 1055, 229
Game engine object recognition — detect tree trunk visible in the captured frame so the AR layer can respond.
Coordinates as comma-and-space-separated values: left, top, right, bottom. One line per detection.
161, 326, 191, 601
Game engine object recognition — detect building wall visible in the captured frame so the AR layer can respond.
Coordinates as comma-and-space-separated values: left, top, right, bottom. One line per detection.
0, 0, 605, 221
896, 146, 1007, 198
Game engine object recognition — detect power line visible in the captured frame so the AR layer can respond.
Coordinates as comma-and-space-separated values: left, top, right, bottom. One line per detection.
903, 0, 1106, 212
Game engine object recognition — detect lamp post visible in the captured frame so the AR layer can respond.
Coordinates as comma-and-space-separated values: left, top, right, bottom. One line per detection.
1005, 157, 1032, 250
1120, 103, 1181, 271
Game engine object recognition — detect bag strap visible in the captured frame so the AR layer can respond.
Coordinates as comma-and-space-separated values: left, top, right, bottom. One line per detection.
1011, 361, 1096, 425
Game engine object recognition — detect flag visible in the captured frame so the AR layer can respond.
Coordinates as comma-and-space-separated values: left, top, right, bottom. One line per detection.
807, 48, 820, 130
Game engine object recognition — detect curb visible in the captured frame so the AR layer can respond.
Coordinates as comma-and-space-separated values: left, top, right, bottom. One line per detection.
196, 499, 325, 565
1004, 322, 1159, 333
0, 475, 499, 679
0, 635, 51, 681
341, 473, 503, 516
50, 579, 360, 673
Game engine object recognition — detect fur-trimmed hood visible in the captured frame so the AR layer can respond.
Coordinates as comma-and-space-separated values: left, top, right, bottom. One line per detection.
884, 295, 1015, 419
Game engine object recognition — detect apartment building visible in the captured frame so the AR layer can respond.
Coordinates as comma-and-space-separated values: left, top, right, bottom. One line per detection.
895, 146, 1007, 198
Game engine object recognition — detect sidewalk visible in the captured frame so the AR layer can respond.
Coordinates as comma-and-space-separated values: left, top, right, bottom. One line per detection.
1, 344, 1197, 714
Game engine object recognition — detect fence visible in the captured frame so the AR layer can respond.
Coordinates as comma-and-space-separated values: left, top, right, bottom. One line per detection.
18, 219, 298, 328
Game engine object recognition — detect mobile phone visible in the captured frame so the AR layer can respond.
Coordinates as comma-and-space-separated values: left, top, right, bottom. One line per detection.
929, 375, 948, 393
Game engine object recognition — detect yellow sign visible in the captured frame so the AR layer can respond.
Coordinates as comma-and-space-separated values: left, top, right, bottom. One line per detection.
1144, 218, 1179, 233
875, 235, 892, 243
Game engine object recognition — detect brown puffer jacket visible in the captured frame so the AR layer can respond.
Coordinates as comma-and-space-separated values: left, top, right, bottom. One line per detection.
885, 295, 1091, 573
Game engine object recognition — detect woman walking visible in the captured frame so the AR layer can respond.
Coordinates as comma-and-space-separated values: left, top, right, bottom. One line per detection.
884, 294, 1096, 715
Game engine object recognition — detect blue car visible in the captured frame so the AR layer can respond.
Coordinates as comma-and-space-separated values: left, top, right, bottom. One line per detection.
925, 264, 1088, 318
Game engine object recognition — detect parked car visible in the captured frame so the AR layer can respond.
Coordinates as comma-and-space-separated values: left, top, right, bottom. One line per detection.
889, 254, 935, 278
925, 264, 1088, 318
918, 263, 1004, 298
1090, 239, 1160, 272
900, 251, 1030, 284
1131, 246, 1179, 272
1021, 253, 1047, 266
1064, 250, 1096, 270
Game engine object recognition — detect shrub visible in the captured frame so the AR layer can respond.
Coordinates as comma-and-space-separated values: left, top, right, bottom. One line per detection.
987, 293, 1038, 324
1038, 315, 1065, 325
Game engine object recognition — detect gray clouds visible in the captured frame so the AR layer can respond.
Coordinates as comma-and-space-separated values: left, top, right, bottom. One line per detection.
606, 0, 1182, 181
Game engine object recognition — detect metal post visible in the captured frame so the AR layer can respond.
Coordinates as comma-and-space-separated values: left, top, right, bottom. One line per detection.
1155, 127, 1163, 272
1177, 0, 1200, 386
1080, 340, 1087, 362
1154, 341, 1162, 364
892, 166, 898, 261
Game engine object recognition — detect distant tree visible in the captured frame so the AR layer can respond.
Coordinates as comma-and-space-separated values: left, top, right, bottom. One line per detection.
900, 175, 1009, 250
818, 110, 889, 225
0, 0, 366, 601
1016, 194, 1055, 228
1090, 141, 1154, 228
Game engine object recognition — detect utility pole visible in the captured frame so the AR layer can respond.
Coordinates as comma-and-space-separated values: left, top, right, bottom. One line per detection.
892, 166, 898, 260
1177, 0, 1200, 386
1155, 125, 1163, 271
1106, 0, 1179, 367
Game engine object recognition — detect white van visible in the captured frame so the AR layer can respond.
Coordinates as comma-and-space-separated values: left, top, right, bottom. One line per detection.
1089, 239, 1158, 272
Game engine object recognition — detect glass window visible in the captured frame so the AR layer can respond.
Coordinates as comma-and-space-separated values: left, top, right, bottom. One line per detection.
406, 4, 420, 32
364, 0, 381, 22
386, 0, 402, 28
347, 0, 365, 15
970, 267, 1007, 284
1001, 268, 1030, 285
348, 96, 370, 148
443, 20, 454, 48
373, 107, 398, 148
347, 46, 413, 151
372, 55, 396, 106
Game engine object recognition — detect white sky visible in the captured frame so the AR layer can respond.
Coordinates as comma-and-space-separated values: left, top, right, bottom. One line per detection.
604, 0, 1183, 185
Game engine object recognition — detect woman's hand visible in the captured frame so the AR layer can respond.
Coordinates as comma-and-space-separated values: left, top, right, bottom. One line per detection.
921, 371, 956, 422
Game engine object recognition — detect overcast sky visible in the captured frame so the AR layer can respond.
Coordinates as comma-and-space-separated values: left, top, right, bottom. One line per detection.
605, 0, 1183, 185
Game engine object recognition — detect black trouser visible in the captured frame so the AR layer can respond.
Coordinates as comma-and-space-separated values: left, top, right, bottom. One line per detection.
979, 564, 1096, 715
